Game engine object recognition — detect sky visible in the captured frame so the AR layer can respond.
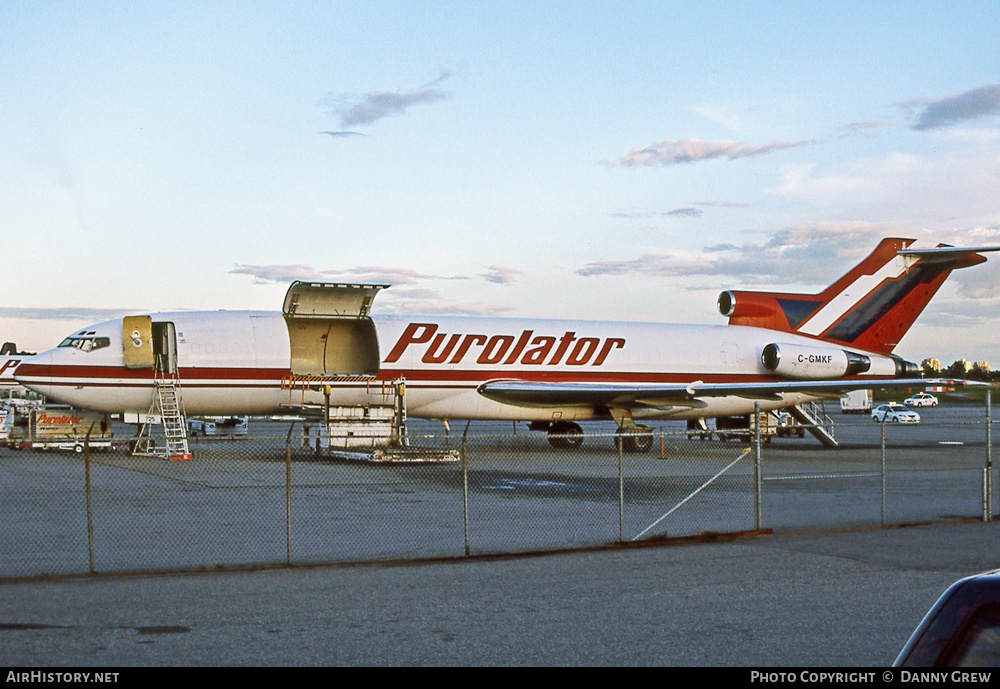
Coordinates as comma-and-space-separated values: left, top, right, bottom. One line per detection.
2, 1, 1000, 366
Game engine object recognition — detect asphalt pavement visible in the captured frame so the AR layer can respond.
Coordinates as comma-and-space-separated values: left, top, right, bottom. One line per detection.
2, 519, 998, 666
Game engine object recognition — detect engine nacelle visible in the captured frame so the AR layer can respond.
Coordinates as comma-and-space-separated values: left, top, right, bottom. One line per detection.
718, 290, 784, 320
718, 290, 820, 332
761, 343, 872, 379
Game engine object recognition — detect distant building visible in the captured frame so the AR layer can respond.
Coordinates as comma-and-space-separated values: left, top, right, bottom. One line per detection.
975, 361, 991, 373
922, 358, 941, 373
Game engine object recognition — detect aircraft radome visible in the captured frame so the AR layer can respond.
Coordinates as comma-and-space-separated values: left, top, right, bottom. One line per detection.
14, 238, 999, 452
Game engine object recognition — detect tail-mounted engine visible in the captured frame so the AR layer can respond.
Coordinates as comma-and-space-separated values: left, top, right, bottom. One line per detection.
718, 290, 821, 332
761, 342, 918, 380
761, 343, 871, 379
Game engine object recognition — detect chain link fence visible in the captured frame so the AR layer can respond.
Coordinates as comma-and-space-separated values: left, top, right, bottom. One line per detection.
0, 405, 995, 578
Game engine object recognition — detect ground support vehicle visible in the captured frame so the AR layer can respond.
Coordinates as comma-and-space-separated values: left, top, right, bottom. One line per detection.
4, 407, 117, 452
187, 416, 249, 438
840, 389, 873, 414
715, 413, 777, 442
775, 412, 806, 438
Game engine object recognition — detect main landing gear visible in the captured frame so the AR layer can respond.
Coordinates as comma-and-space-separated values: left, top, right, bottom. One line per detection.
532, 420, 654, 453
544, 421, 584, 450
614, 425, 654, 454
609, 408, 654, 454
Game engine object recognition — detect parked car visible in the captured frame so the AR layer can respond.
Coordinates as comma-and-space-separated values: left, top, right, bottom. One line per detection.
872, 403, 921, 424
904, 392, 939, 408
895, 569, 1000, 667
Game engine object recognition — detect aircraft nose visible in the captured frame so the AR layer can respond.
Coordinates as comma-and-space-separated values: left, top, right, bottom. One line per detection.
13, 351, 54, 398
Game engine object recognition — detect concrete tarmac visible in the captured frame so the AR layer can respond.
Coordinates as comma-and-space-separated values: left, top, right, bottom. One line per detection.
2, 519, 998, 667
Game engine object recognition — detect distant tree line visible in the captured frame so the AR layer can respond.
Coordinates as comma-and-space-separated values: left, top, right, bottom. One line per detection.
921, 360, 1000, 382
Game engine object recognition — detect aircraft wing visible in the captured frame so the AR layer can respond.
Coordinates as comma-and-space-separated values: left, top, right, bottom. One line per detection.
476, 378, 983, 411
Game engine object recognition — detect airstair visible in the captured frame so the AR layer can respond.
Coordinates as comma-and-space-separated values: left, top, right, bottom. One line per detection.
788, 401, 838, 448
133, 366, 191, 461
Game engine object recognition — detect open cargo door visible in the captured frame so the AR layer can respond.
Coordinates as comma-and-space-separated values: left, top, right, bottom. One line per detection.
282, 282, 387, 377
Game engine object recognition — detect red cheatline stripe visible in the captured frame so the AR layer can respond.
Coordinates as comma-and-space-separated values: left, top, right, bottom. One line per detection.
17, 363, 898, 387
19, 363, 789, 385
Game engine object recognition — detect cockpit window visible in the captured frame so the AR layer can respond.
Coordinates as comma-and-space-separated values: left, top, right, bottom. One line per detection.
57, 336, 110, 353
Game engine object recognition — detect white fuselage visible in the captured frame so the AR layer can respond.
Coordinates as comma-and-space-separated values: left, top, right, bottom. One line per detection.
16, 310, 900, 421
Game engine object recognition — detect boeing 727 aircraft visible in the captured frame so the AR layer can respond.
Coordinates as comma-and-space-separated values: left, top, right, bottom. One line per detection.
14, 237, 998, 452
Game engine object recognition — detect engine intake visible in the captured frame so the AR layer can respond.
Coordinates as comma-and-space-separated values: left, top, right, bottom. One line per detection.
762, 343, 871, 379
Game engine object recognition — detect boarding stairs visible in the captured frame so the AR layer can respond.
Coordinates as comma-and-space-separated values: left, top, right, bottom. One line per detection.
788, 401, 838, 448
133, 366, 191, 460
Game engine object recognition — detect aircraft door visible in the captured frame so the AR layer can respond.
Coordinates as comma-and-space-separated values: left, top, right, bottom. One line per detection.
152, 321, 178, 374
122, 316, 154, 369
282, 282, 387, 377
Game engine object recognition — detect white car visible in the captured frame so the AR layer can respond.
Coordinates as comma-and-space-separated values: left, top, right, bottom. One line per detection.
904, 392, 939, 408
872, 403, 921, 424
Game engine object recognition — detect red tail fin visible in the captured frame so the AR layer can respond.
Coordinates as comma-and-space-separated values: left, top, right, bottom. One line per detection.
719, 238, 992, 355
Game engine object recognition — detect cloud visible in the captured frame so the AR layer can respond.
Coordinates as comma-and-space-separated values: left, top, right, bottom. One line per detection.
692, 200, 751, 208
769, 136, 1000, 224
907, 83, 1000, 131
601, 137, 814, 167
664, 207, 703, 217
576, 225, 1000, 297
324, 266, 467, 285
576, 251, 718, 278
230, 264, 330, 284
0, 307, 141, 322
480, 264, 522, 284
917, 295, 1000, 326
326, 69, 455, 129
376, 288, 513, 316
230, 264, 467, 286
577, 223, 910, 284
611, 211, 654, 219
840, 121, 897, 138
614, 202, 747, 220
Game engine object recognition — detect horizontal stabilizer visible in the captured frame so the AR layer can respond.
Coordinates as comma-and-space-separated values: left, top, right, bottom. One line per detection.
897, 245, 1000, 263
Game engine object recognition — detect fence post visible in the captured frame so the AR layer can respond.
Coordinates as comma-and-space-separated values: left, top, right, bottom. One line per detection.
881, 418, 887, 527
84, 427, 95, 574
618, 430, 624, 543
986, 388, 992, 522
754, 402, 762, 530
285, 422, 295, 565
462, 421, 471, 556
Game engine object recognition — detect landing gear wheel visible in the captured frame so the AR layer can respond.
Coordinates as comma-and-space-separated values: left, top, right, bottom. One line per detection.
614, 425, 654, 453
547, 421, 584, 450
